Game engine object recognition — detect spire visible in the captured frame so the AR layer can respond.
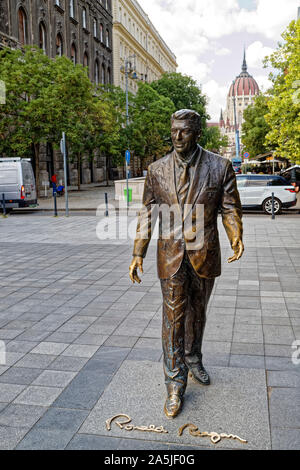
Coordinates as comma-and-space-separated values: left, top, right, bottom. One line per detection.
242, 47, 247, 73
220, 109, 224, 121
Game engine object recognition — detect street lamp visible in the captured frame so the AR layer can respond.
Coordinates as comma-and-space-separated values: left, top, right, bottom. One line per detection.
232, 79, 241, 160
122, 55, 138, 208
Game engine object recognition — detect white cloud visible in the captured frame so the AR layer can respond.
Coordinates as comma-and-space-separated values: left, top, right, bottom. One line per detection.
255, 75, 273, 93
202, 80, 230, 121
246, 41, 274, 68
215, 48, 231, 56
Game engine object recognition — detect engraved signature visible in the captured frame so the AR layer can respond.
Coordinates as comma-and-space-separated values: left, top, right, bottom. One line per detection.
178, 423, 247, 445
106, 414, 168, 434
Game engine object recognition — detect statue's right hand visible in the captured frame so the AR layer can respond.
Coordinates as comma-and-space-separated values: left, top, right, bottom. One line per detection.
129, 256, 144, 284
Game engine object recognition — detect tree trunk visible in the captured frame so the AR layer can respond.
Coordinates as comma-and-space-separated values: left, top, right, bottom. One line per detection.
34, 142, 40, 198
77, 153, 81, 191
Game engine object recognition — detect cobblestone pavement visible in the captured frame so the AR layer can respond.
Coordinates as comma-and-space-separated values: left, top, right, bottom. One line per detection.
0, 214, 299, 450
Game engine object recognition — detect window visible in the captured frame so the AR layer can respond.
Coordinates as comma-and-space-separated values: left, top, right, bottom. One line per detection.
70, 0, 74, 18
55, 0, 60, 6
93, 18, 97, 37
39, 22, 46, 53
82, 7, 87, 29
95, 60, 99, 85
106, 29, 109, 48
107, 67, 111, 84
71, 43, 77, 64
101, 64, 105, 84
247, 177, 268, 187
83, 52, 89, 68
56, 33, 63, 56
18, 7, 27, 45
100, 24, 103, 42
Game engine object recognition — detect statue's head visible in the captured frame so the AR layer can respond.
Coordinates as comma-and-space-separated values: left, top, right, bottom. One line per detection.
171, 109, 201, 156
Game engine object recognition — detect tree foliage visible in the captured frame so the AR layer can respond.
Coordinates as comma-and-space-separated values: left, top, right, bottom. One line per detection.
241, 94, 271, 158
130, 83, 175, 165
264, 20, 300, 163
204, 126, 229, 153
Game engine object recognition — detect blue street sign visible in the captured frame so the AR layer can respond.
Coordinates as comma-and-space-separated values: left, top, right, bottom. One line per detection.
125, 150, 131, 165
244, 152, 250, 159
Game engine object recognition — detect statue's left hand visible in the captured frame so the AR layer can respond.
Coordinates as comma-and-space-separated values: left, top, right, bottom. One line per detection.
228, 239, 244, 263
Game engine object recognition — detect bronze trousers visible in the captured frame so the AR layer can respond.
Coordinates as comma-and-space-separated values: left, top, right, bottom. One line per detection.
160, 252, 215, 397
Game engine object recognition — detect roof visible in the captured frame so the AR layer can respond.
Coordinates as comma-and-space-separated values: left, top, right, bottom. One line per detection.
229, 51, 260, 97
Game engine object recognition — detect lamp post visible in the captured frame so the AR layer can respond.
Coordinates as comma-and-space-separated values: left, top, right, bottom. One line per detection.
232, 79, 241, 160
123, 55, 137, 208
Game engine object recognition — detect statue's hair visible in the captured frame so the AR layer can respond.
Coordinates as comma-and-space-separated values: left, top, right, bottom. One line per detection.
171, 109, 201, 132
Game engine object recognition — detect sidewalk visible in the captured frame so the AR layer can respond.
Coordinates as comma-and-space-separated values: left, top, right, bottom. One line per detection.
0, 214, 299, 449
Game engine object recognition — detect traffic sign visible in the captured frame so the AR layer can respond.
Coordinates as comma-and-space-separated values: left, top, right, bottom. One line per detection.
244, 152, 250, 159
125, 150, 131, 165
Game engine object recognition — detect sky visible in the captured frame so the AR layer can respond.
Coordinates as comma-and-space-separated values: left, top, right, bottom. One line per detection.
138, 0, 299, 121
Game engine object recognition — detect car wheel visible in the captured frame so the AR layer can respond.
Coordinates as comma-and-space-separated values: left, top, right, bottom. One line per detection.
263, 197, 282, 215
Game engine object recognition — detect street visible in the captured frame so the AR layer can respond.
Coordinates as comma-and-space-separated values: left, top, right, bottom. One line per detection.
0, 213, 299, 450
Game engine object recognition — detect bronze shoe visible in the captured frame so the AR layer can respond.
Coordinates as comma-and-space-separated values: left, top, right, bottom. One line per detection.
164, 394, 183, 419
188, 363, 210, 385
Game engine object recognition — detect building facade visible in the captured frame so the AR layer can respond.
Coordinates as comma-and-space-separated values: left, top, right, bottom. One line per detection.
0, 0, 113, 189
220, 52, 260, 160
112, 0, 177, 95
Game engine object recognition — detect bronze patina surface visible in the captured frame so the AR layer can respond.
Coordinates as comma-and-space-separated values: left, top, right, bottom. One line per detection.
130, 109, 244, 418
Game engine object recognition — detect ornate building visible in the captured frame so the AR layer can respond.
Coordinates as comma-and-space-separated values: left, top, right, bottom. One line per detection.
0, 0, 113, 188
112, 0, 177, 94
220, 52, 260, 160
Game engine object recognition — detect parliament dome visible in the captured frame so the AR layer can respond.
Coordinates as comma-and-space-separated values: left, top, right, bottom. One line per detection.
228, 52, 260, 97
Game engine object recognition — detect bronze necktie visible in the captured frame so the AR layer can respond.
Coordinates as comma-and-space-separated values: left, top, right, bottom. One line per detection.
177, 161, 190, 209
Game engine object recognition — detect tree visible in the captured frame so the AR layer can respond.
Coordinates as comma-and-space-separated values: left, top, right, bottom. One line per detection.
151, 72, 208, 130
130, 82, 175, 167
204, 126, 229, 153
0, 47, 100, 193
241, 94, 271, 158
264, 19, 300, 163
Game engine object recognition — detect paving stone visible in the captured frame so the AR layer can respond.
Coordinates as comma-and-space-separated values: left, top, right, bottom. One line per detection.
127, 348, 162, 362
66, 434, 121, 450
45, 332, 80, 343
0, 383, 26, 403
0, 404, 46, 428
32, 370, 77, 388
231, 343, 264, 356
73, 333, 108, 346
267, 370, 300, 388
48, 356, 89, 372
0, 425, 28, 450
6, 341, 38, 354
61, 344, 100, 358
0, 367, 42, 385
229, 355, 265, 369
271, 428, 300, 450
79, 360, 271, 450
30, 342, 70, 355
269, 388, 300, 428
14, 353, 56, 369
13, 385, 63, 406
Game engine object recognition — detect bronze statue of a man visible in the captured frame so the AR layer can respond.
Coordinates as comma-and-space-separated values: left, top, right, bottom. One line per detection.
129, 109, 244, 419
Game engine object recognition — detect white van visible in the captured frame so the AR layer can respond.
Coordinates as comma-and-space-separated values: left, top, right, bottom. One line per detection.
0, 158, 37, 210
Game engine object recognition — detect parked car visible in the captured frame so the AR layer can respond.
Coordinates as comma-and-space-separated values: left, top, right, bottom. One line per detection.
236, 174, 297, 215
0, 158, 37, 211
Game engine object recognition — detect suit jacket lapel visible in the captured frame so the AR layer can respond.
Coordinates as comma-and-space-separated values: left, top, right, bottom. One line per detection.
183, 147, 210, 221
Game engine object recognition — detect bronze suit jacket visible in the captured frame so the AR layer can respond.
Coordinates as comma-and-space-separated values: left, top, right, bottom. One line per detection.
133, 145, 243, 280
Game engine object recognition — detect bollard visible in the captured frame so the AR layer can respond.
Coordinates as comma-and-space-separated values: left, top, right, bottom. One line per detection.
105, 192, 109, 217
54, 191, 58, 217
1, 193, 7, 217
272, 192, 275, 220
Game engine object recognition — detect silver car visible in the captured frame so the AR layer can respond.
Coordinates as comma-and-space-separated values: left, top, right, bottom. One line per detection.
0, 158, 37, 211
236, 175, 297, 215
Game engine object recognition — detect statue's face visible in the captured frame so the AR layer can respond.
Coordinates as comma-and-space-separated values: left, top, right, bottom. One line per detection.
171, 119, 199, 156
